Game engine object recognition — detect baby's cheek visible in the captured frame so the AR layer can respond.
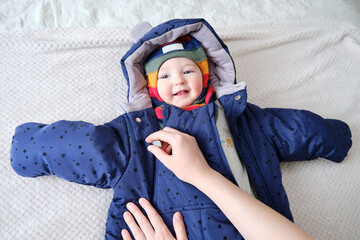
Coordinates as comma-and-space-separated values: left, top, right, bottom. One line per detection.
158, 88, 173, 104
194, 84, 203, 97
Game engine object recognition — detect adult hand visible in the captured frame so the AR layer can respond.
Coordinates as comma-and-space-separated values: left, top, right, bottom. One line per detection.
145, 127, 212, 185
121, 198, 188, 240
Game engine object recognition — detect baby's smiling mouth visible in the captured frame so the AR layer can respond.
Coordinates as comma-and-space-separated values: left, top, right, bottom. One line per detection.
174, 90, 189, 96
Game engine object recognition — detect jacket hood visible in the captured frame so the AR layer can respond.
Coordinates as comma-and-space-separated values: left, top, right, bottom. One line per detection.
120, 18, 246, 112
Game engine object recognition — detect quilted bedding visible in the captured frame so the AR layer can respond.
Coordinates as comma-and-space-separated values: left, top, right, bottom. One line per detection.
1, 1, 360, 240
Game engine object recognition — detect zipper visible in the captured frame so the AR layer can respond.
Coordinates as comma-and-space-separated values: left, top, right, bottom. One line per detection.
210, 103, 237, 184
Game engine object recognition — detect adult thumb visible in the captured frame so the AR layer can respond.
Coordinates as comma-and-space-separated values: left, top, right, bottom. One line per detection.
147, 145, 170, 163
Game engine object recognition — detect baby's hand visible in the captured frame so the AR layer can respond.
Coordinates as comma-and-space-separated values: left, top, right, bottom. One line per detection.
145, 127, 211, 185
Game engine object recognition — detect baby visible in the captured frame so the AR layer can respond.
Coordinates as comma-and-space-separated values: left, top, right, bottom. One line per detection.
143, 34, 254, 197
11, 18, 352, 240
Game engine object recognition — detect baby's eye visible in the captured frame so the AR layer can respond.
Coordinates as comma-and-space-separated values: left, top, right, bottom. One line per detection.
159, 74, 169, 79
184, 70, 192, 74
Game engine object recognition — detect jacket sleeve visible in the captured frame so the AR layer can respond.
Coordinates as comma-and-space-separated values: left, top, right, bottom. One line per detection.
247, 103, 352, 163
10, 117, 130, 189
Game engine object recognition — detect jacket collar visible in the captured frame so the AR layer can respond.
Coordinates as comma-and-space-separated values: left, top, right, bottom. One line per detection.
127, 108, 160, 142
218, 88, 248, 121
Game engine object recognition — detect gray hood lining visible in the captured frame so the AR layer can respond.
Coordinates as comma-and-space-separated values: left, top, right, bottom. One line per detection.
121, 21, 245, 113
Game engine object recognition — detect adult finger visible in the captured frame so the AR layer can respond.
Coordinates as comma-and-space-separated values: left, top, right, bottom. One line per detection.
145, 130, 173, 144
146, 126, 187, 144
164, 143, 172, 155
160, 141, 170, 153
139, 198, 171, 233
162, 126, 184, 134
126, 202, 157, 238
121, 229, 133, 240
173, 212, 188, 240
123, 211, 146, 240
147, 145, 171, 163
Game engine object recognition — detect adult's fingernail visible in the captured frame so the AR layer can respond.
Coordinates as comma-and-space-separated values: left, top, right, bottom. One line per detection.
123, 211, 131, 220
147, 145, 152, 151
126, 202, 134, 210
175, 212, 183, 221
139, 197, 146, 204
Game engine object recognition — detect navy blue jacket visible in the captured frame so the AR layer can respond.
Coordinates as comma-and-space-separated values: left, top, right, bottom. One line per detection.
11, 19, 352, 239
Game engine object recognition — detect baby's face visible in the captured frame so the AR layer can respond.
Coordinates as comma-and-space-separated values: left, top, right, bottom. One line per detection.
157, 57, 203, 108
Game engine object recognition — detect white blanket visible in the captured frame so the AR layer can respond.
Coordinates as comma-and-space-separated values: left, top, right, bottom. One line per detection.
1, 20, 359, 240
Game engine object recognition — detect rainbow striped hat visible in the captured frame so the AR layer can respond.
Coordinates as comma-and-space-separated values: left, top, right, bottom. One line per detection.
144, 35, 214, 119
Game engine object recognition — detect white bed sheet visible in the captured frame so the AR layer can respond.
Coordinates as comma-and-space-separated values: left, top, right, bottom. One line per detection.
1, 1, 360, 240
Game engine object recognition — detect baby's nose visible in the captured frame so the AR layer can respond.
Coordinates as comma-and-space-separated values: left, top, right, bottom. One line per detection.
174, 75, 185, 85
